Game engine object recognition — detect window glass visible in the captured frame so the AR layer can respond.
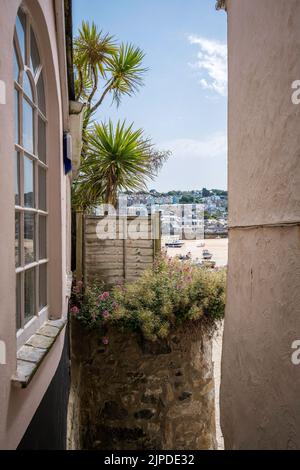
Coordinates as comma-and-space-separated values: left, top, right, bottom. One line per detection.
16, 10, 26, 62
15, 152, 20, 205
38, 166, 47, 211
37, 73, 46, 116
24, 213, 35, 264
25, 269, 35, 322
15, 212, 20, 267
14, 45, 20, 82
15, 89, 19, 144
14, 9, 48, 332
39, 264, 47, 310
23, 99, 34, 153
24, 156, 34, 208
16, 273, 22, 330
23, 72, 33, 101
38, 116, 46, 163
30, 28, 40, 74
39, 215, 47, 260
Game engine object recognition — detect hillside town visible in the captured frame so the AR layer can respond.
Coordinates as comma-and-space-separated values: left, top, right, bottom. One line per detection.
123, 188, 228, 238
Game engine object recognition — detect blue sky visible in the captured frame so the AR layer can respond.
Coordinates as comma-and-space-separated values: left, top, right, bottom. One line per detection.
73, 0, 227, 191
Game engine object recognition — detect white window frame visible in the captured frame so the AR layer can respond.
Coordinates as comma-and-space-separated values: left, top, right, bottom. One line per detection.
14, 6, 49, 349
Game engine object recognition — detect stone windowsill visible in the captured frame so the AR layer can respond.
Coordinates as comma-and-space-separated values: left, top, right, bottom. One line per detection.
12, 318, 67, 389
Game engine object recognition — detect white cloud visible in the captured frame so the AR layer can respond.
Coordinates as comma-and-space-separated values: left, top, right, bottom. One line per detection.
153, 132, 227, 191
161, 132, 227, 160
188, 35, 227, 97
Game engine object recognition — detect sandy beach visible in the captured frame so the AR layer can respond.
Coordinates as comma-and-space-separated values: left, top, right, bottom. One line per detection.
164, 238, 228, 268
164, 237, 227, 449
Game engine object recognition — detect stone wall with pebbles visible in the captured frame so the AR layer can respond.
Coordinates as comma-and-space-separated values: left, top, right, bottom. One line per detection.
68, 320, 216, 450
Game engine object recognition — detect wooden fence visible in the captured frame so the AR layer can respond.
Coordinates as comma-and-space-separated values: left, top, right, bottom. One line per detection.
76, 213, 161, 287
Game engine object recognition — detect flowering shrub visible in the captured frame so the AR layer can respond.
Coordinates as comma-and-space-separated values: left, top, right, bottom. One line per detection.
70, 255, 226, 342
70, 281, 116, 335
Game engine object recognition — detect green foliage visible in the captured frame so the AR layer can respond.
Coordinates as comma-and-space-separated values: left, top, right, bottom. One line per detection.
73, 120, 170, 209
105, 43, 147, 107
72, 21, 171, 211
74, 22, 147, 125
70, 256, 226, 342
74, 22, 117, 81
179, 195, 195, 204
70, 281, 116, 331
202, 188, 212, 198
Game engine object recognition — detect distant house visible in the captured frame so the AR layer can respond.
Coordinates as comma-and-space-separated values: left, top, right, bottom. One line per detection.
0, 0, 80, 449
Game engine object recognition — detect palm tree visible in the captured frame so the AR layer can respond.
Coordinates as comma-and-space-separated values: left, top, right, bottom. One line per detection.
74, 22, 147, 138
73, 120, 170, 209
72, 22, 171, 212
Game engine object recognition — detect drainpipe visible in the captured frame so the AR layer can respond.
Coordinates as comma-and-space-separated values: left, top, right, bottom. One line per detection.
69, 101, 85, 177
54, 0, 70, 131
63, 0, 85, 176
64, 0, 75, 102
54, 0, 85, 176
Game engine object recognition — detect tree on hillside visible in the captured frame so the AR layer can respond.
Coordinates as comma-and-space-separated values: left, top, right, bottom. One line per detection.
202, 188, 211, 198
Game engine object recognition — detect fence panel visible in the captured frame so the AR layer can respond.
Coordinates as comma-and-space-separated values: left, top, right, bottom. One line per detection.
78, 213, 161, 287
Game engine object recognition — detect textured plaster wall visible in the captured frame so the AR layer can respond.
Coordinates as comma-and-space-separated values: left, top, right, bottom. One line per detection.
227, 0, 300, 228
0, 0, 69, 449
221, 0, 300, 449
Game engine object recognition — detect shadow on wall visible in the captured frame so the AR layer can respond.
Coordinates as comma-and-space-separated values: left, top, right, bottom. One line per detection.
17, 327, 70, 450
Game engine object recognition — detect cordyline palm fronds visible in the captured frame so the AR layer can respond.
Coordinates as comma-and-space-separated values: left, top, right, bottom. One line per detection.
73, 120, 168, 210
74, 22, 117, 98
93, 43, 147, 110
74, 22, 147, 139
72, 22, 171, 210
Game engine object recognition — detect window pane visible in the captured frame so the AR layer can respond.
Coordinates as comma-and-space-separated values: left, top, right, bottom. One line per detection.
30, 28, 40, 74
15, 152, 20, 205
24, 213, 35, 264
14, 44, 20, 83
16, 9, 26, 63
16, 273, 22, 330
38, 117, 46, 163
23, 98, 34, 153
15, 212, 20, 267
39, 215, 47, 260
24, 156, 34, 207
15, 89, 19, 144
37, 73, 46, 115
38, 166, 47, 211
25, 268, 35, 323
39, 264, 47, 310
23, 72, 33, 101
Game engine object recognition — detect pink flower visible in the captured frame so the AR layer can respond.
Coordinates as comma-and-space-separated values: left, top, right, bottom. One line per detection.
73, 280, 83, 293
102, 310, 110, 319
112, 302, 118, 309
70, 306, 80, 315
102, 337, 109, 345
99, 292, 110, 301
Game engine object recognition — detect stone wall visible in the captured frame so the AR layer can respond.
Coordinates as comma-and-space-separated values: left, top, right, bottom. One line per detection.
68, 320, 216, 450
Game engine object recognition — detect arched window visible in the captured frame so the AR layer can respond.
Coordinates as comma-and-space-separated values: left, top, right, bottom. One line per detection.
14, 7, 48, 331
